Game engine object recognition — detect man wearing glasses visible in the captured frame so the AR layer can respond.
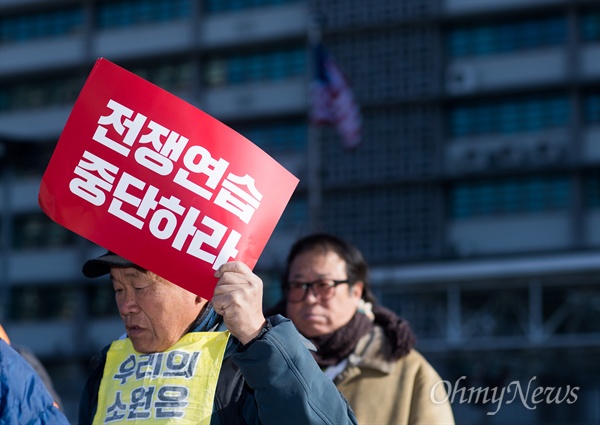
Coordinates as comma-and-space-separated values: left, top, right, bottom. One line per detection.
265, 233, 455, 425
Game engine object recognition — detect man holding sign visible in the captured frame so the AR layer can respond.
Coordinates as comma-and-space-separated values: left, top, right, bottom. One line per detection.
37, 59, 356, 424
78, 253, 357, 425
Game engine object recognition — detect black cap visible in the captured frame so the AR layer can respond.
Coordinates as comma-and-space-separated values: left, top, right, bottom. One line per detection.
82, 251, 136, 278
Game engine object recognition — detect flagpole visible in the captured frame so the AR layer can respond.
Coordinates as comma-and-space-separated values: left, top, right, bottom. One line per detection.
307, 14, 323, 233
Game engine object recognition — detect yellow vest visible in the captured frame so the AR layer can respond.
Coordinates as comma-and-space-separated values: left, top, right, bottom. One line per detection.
93, 332, 229, 425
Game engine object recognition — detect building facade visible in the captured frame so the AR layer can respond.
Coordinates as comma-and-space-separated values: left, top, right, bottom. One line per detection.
0, 0, 598, 423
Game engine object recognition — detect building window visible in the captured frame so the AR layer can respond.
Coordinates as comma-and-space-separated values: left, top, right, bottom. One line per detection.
584, 92, 600, 124
0, 74, 83, 112
275, 196, 308, 232
9, 285, 77, 321
86, 282, 120, 318
448, 16, 566, 58
0, 7, 83, 45
585, 172, 600, 209
13, 213, 76, 250
449, 94, 569, 138
232, 120, 307, 154
97, 0, 192, 29
581, 10, 600, 42
128, 61, 193, 92
204, 0, 299, 14
0, 140, 56, 177
204, 46, 305, 86
451, 175, 570, 219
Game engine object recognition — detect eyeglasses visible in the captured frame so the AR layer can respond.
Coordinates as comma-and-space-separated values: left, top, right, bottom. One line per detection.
285, 278, 350, 303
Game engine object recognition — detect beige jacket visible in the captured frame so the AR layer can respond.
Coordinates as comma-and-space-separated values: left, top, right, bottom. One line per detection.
333, 326, 455, 425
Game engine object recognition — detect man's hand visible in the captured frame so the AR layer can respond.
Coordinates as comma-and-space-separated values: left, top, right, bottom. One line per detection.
212, 261, 267, 345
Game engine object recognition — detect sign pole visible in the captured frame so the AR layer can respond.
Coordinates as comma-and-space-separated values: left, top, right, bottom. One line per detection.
307, 14, 323, 233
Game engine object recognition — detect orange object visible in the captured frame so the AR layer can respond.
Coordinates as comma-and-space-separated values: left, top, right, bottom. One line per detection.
0, 324, 10, 344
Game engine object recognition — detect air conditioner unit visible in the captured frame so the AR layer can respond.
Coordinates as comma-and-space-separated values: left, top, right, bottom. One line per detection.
456, 147, 488, 173
529, 140, 566, 166
446, 64, 479, 95
490, 144, 524, 169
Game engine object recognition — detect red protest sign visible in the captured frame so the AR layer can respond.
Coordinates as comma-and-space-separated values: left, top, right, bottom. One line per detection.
39, 58, 299, 300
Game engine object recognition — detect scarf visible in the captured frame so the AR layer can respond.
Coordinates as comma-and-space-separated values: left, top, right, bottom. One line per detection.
264, 300, 416, 367
191, 303, 223, 333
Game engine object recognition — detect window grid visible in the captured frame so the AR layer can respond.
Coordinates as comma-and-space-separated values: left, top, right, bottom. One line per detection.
451, 176, 570, 219
581, 11, 600, 42
129, 61, 193, 92
7, 281, 121, 322
449, 95, 569, 138
97, 0, 192, 29
12, 213, 77, 250
338, 28, 440, 103
87, 283, 120, 318
448, 16, 566, 58
275, 197, 308, 231
0, 75, 83, 112
323, 105, 439, 185
317, 0, 439, 30
9, 285, 78, 321
585, 93, 600, 124
585, 173, 600, 208
324, 186, 440, 262
0, 7, 83, 44
204, 47, 305, 86
204, 0, 296, 14
1, 141, 56, 177
233, 120, 307, 154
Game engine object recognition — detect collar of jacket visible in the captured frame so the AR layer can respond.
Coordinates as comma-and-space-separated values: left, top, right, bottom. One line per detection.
343, 325, 398, 378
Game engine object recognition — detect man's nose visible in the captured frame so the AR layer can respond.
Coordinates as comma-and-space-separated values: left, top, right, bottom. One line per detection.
118, 290, 140, 314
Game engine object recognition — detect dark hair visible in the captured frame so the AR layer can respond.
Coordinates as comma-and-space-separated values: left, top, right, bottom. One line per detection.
281, 233, 377, 304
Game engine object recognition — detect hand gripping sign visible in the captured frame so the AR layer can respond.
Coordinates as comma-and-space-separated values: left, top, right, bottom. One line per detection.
39, 58, 299, 300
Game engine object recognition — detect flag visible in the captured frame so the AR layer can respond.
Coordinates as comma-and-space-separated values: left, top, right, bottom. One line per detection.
310, 43, 362, 150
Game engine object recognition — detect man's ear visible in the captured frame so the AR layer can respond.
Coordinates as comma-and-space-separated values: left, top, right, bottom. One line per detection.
352, 281, 364, 299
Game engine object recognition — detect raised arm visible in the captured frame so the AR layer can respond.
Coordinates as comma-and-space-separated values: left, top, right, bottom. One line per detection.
212, 262, 357, 425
